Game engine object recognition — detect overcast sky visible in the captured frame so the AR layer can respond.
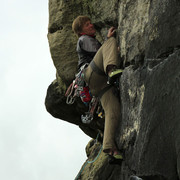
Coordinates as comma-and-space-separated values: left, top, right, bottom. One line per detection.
0, 1, 90, 180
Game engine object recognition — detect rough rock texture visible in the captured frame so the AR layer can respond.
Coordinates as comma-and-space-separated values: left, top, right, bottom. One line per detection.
45, 0, 180, 179
118, 51, 180, 180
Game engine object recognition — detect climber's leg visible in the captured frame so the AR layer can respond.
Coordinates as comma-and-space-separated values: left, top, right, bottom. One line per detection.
93, 37, 119, 73
84, 64, 108, 96
92, 37, 123, 84
100, 87, 121, 153
101, 37, 119, 73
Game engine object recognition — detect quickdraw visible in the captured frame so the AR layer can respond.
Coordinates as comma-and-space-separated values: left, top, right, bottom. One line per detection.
65, 80, 77, 104
65, 70, 85, 105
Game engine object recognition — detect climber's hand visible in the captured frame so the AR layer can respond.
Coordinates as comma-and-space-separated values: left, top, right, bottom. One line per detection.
107, 27, 116, 38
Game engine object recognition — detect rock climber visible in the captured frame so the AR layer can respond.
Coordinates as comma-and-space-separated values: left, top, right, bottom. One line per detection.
72, 15, 123, 164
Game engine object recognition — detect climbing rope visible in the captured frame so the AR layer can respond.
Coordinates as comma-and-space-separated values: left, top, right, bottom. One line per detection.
74, 133, 103, 180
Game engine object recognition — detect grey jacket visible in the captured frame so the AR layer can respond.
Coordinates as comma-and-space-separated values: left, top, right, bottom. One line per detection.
77, 35, 101, 69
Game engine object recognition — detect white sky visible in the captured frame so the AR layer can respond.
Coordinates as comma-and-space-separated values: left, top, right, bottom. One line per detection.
0, 1, 90, 180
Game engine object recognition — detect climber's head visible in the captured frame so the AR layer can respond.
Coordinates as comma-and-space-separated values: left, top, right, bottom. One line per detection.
72, 16, 96, 37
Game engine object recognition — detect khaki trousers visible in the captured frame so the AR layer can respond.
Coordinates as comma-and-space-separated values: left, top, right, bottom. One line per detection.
84, 37, 121, 152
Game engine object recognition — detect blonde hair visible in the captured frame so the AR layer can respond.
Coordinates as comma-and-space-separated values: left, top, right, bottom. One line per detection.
72, 16, 91, 37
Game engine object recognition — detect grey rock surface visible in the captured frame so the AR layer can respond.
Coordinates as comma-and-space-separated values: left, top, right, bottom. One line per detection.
45, 0, 180, 179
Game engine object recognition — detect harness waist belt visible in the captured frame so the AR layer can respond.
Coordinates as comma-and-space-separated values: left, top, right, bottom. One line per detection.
90, 61, 106, 76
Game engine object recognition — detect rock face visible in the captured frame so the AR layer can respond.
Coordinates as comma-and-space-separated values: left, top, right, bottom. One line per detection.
45, 0, 180, 179
118, 51, 180, 180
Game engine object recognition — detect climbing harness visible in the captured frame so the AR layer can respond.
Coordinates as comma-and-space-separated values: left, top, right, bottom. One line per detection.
65, 62, 120, 124
65, 64, 104, 124
74, 133, 103, 180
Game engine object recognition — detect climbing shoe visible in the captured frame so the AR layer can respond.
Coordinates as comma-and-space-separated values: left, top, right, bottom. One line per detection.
108, 154, 123, 165
107, 69, 123, 85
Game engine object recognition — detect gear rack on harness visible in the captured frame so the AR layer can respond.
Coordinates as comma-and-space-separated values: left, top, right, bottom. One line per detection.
65, 65, 104, 124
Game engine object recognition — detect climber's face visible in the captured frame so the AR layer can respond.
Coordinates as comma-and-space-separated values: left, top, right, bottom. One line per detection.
81, 20, 96, 36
